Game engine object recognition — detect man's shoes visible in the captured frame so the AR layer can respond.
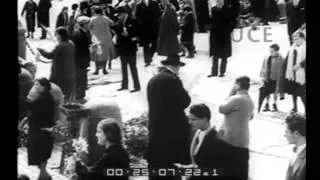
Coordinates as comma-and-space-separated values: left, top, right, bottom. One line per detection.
207, 74, 218, 78
117, 87, 128, 91
103, 70, 109, 75
290, 108, 297, 114
130, 88, 140, 93
271, 103, 278, 112
93, 71, 99, 75
186, 54, 194, 58
262, 104, 270, 112
144, 63, 151, 67
219, 74, 225, 77
40, 36, 46, 40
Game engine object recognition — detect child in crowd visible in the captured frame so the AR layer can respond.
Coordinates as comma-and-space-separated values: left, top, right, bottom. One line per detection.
180, 5, 195, 58
260, 43, 284, 112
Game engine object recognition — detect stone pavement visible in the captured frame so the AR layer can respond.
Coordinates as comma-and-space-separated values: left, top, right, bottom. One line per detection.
18, 1, 306, 179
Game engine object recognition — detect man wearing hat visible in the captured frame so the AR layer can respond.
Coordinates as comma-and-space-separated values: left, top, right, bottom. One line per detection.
147, 56, 191, 180
113, 6, 141, 93
71, 16, 92, 100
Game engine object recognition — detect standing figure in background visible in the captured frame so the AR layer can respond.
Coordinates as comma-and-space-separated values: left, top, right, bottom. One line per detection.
113, 7, 141, 93
37, 0, 52, 39
147, 56, 191, 180
281, 32, 306, 114
260, 44, 284, 112
135, 0, 161, 67
80, 1, 91, 17
208, 0, 236, 78
286, 0, 305, 44
157, 0, 181, 65
56, 6, 69, 29
218, 76, 254, 180
38, 27, 76, 103
284, 113, 306, 180
180, 5, 195, 58
89, 7, 115, 75
69, 3, 80, 35
21, 0, 38, 39
194, 0, 209, 32
72, 16, 92, 101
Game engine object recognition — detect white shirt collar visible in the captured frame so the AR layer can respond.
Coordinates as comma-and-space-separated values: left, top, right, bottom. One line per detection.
296, 143, 306, 155
165, 66, 177, 76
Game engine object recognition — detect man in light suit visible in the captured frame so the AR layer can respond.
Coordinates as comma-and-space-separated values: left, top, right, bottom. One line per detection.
218, 76, 254, 180
284, 113, 306, 180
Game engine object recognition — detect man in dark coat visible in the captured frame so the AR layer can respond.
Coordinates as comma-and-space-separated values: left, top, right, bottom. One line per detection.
21, 0, 38, 39
135, 0, 161, 67
157, 0, 181, 61
56, 6, 69, 29
251, 0, 280, 25
37, 0, 52, 39
113, 7, 141, 93
72, 16, 92, 100
286, 0, 305, 44
208, 0, 238, 78
147, 55, 191, 180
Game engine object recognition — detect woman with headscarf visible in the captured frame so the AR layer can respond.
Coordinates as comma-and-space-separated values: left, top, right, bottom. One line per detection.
38, 27, 76, 103
23, 77, 55, 180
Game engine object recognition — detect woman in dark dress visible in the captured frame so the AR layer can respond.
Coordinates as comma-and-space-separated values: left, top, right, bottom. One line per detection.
38, 27, 76, 103
75, 118, 130, 180
24, 78, 55, 180
21, 0, 38, 38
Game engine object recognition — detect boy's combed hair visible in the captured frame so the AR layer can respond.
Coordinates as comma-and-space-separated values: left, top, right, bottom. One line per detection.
189, 103, 211, 121
270, 44, 280, 51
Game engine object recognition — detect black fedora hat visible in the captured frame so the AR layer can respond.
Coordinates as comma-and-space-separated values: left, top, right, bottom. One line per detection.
161, 55, 185, 66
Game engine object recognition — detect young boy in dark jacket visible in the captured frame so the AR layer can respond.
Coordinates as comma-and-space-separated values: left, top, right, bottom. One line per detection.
180, 5, 195, 58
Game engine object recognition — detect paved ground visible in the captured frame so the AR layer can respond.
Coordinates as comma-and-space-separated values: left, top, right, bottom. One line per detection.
18, 0, 306, 180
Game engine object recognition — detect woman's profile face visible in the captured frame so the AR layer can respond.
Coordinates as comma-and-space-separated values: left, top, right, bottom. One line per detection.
96, 125, 107, 146
34, 81, 45, 93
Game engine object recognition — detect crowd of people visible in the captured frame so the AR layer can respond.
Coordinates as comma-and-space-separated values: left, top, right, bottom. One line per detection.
18, 0, 306, 179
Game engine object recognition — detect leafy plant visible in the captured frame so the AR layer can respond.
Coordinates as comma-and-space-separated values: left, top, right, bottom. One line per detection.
123, 113, 149, 165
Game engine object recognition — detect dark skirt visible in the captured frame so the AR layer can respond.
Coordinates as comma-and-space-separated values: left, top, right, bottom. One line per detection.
263, 80, 277, 95
27, 129, 54, 165
284, 79, 305, 97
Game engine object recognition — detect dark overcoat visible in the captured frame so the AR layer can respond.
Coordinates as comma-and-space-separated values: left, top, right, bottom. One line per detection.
25, 91, 55, 165
21, 1, 38, 32
157, 4, 181, 56
72, 27, 92, 69
147, 68, 191, 165
286, 0, 306, 37
194, 0, 209, 32
251, 0, 279, 20
76, 144, 130, 180
56, 12, 69, 28
181, 12, 195, 43
40, 41, 76, 97
209, 5, 234, 58
37, 0, 52, 27
135, 0, 161, 46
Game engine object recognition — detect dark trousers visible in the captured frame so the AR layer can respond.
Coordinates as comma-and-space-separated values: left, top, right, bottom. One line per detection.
142, 40, 157, 64
211, 57, 228, 75
41, 28, 47, 39
223, 144, 249, 180
120, 53, 140, 89
181, 42, 194, 56
75, 68, 88, 99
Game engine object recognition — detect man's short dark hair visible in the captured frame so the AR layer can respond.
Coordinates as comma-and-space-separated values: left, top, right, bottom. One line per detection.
94, 7, 103, 15
270, 44, 280, 51
285, 113, 306, 137
235, 75, 250, 90
189, 103, 211, 121
18, 174, 30, 180
98, 119, 122, 144
71, 3, 79, 11
55, 27, 69, 41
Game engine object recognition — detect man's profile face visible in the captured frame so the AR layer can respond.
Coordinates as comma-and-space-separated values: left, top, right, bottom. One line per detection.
284, 124, 295, 144
189, 113, 207, 130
